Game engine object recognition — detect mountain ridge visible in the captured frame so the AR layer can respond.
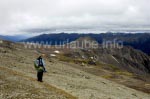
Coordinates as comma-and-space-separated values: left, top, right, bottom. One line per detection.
22, 33, 150, 55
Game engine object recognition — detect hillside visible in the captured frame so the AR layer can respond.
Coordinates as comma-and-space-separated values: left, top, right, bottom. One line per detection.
1, 39, 150, 98
0, 40, 76, 99
57, 37, 150, 93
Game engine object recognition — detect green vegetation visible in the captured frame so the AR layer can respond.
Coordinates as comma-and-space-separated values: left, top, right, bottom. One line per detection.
115, 71, 133, 77
102, 75, 114, 79
58, 55, 74, 63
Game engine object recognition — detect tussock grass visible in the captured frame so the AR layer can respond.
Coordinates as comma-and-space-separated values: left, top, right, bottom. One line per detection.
115, 71, 133, 77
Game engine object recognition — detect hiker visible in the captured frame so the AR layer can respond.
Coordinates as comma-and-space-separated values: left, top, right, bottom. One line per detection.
34, 54, 46, 82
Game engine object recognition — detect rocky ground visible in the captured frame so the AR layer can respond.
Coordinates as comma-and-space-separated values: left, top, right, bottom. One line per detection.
0, 40, 150, 99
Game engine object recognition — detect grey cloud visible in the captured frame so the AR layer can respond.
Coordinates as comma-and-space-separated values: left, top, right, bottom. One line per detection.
0, 0, 150, 35
21, 28, 56, 33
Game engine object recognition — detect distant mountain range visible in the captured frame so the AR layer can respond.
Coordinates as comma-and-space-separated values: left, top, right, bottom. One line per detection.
0, 35, 32, 42
22, 33, 150, 55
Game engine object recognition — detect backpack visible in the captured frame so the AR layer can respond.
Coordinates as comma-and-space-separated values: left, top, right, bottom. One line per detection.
37, 57, 44, 66
34, 58, 44, 72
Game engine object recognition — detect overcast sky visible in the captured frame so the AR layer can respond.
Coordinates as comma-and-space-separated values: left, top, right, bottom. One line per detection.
0, 0, 150, 35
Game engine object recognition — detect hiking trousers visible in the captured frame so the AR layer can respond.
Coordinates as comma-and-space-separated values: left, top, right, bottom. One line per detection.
37, 71, 43, 82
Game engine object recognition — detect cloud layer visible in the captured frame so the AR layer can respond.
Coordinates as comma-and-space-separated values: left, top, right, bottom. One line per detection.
0, 0, 150, 35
